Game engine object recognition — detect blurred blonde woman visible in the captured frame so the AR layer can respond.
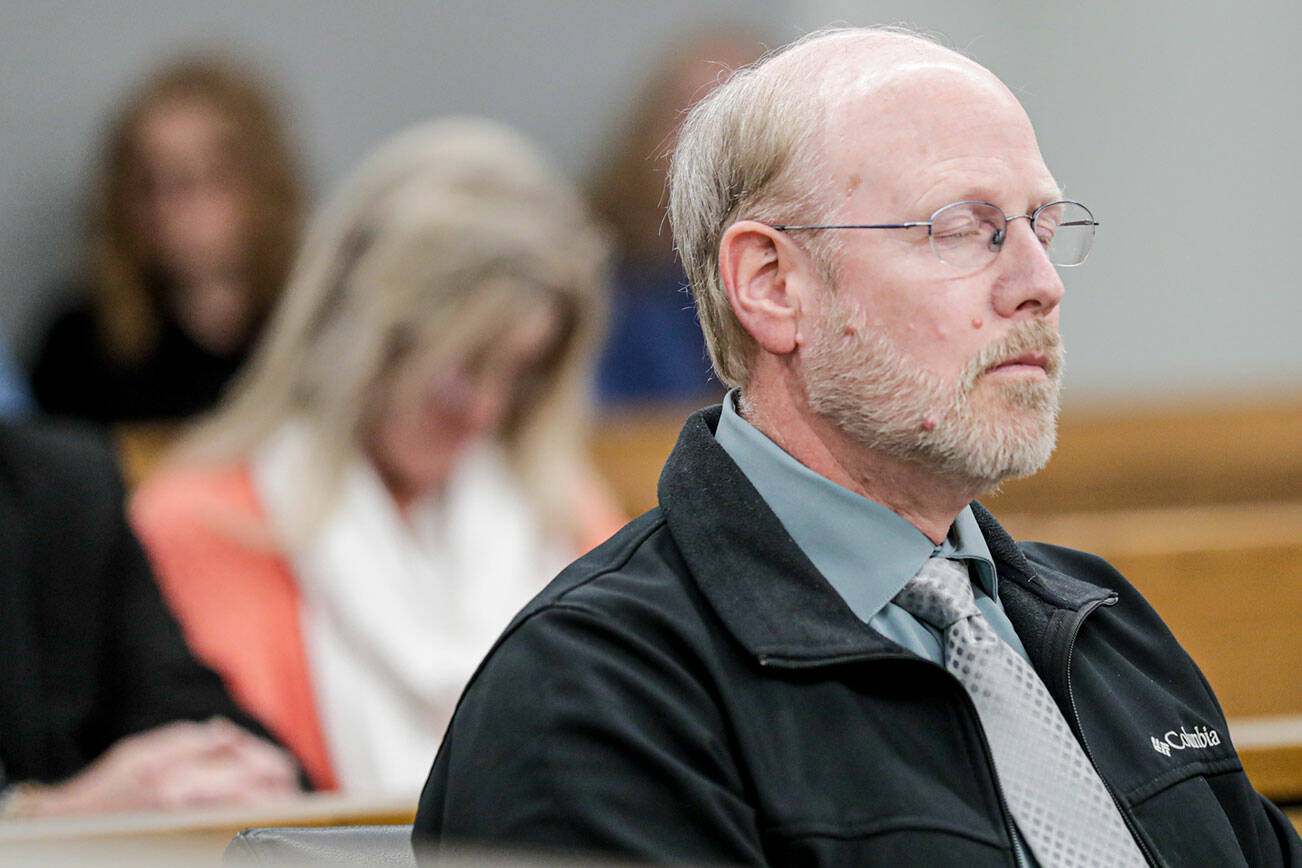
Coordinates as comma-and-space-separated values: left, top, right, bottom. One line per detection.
130, 118, 623, 797
32, 53, 302, 424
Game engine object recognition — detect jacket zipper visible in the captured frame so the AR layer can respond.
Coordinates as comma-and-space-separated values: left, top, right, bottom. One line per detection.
1059, 595, 1159, 868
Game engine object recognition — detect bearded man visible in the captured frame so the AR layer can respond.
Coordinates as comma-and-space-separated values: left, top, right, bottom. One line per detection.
413, 27, 1301, 866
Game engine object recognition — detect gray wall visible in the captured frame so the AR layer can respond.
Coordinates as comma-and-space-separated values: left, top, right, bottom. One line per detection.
0, 0, 782, 351
3, 1, 1299, 401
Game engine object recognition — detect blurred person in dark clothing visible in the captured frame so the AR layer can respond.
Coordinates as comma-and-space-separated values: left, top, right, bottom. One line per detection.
0, 420, 299, 817
589, 27, 761, 405
31, 54, 303, 425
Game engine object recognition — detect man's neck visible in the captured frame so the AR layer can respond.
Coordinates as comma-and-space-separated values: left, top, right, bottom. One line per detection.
739, 378, 985, 546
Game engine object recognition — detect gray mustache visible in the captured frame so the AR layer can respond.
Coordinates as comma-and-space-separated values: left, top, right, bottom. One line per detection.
967, 321, 1064, 384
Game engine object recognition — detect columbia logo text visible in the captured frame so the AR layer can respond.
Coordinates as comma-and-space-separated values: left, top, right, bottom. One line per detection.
1151, 725, 1220, 757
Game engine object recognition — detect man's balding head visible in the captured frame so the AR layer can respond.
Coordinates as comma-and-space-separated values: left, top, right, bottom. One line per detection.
669, 26, 994, 388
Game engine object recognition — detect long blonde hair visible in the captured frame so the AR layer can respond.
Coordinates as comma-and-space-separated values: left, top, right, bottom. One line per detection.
181, 118, 609, 540
89, 53, 302, 363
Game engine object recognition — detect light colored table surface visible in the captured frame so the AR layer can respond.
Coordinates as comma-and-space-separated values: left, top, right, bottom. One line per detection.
0, 790, 415, 866
0, 789, 415, 843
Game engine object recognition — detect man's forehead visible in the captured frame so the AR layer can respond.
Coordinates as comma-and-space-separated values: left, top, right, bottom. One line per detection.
756, 34, 1047, 181
825, 66, 1032, 153
814, 62, 1053, 209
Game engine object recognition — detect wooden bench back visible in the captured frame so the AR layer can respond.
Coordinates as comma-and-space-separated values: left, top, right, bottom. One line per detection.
590, 396, 1302, 517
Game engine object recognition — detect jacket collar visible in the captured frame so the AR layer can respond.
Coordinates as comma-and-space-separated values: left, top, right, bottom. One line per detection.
658, 406, 1112, 667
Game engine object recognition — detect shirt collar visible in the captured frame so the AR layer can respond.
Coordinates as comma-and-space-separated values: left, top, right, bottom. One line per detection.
714, 389, 999, 623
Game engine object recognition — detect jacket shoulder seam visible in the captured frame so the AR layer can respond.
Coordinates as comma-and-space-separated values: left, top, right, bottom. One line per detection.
548, 512, 670, 606
490, 512, 672, 645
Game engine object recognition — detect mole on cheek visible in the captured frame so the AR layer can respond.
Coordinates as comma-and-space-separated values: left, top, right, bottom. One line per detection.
846, 173, 861, 197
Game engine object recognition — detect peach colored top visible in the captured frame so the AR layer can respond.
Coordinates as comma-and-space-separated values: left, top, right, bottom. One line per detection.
130, 461, 625, 792
131, 464, 338, 790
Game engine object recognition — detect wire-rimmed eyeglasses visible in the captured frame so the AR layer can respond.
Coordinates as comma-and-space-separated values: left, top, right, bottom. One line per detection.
772, 199, 1098, 269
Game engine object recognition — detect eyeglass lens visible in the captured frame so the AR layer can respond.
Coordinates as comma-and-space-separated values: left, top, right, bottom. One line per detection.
929, 201, 1095, 268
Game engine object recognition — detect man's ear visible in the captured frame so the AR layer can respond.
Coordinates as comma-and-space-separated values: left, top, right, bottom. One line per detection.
718, 220, 813, 356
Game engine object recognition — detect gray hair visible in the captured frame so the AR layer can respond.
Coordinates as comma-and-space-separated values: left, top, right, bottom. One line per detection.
667, 25, 948, 387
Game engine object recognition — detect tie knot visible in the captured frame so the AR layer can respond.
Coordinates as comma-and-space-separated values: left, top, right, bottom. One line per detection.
893, 557, 981, 630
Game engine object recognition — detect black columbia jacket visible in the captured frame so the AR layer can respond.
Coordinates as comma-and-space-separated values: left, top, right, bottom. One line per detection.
415, 407, 1301, 866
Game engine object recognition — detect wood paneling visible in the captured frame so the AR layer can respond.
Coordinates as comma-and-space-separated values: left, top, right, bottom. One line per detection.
115, 422, 182, 488
1000, 503, 1302, 720
590, 396, 1302, 518
1235, 718, 1302, 804
589, 404, 696, 516
985, 396, 1302, 513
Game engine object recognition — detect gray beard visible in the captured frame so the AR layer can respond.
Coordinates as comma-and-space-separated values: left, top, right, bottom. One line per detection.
802, 293, 1064, 492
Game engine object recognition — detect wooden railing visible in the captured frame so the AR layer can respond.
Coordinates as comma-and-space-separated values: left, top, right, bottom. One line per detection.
589, 396, 1302, 518
985, 396, 1302, 513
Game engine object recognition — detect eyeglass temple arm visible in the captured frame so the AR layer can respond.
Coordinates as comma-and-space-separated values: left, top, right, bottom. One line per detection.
771, 222, 929, 231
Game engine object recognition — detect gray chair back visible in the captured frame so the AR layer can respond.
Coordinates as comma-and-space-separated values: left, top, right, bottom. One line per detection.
224, 824, 416, 867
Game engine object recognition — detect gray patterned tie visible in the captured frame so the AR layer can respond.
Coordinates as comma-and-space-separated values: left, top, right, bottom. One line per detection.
894, 557, 1146, 867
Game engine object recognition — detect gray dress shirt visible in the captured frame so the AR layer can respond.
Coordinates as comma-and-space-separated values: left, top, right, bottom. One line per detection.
714, 390, 1032, 665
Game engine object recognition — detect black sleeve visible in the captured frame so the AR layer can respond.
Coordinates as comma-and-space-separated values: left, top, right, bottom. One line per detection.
46, 425, 294, 772
414, 602, 766, 866
98, 464, 280, 748
0, 421, 306, 784
1190, 667, 1302, 866
1257, 797, 1302, 866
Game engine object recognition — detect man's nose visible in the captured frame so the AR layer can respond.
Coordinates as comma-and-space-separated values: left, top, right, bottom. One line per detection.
991, 217, 1065, 317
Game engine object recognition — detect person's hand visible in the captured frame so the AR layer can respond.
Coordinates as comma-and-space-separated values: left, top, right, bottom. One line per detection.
7, 717, 300, 817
